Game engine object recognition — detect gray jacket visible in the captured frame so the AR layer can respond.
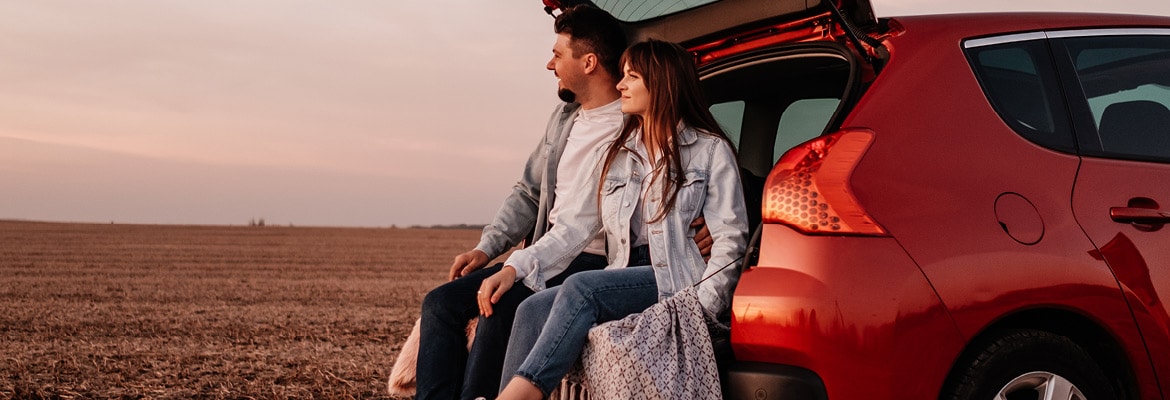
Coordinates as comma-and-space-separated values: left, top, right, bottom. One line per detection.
473, 102, 581, 263
507, 125, 749, 316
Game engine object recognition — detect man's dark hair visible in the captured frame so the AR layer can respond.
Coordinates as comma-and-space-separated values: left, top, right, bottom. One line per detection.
554, 5, 627, 79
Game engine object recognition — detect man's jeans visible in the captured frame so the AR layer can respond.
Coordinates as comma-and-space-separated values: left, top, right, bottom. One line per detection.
500, 266, 658, 394
416, 253, 607, 400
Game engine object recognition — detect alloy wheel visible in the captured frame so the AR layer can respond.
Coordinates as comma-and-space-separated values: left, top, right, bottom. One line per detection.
996, 371, 1086, 400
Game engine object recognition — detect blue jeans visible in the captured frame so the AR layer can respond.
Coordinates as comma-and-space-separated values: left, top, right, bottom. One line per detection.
501, 266, 658, 395
416, 253, 607, 400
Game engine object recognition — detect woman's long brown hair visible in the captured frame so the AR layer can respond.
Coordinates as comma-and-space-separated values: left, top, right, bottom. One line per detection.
599, 39, 730, 223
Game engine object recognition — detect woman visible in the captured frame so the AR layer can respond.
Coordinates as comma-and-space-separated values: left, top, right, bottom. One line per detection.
482, 39, 748, 400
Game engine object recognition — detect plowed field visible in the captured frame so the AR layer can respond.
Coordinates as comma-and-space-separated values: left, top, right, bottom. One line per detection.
0, 220, 478, 399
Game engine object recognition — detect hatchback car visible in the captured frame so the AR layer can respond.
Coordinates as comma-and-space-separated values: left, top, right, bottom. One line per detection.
540, 0, 1170, 399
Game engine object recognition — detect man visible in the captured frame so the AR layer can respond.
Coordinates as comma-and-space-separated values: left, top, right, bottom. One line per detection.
415, 6, 711, 400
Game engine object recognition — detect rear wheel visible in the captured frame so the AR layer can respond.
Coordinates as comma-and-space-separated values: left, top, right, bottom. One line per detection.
943, 329, 1117, 400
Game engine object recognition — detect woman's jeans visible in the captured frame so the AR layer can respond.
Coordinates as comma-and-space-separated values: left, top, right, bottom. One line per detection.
500, 266, 658, 394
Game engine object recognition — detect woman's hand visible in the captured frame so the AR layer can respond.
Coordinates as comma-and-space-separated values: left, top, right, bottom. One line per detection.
478, 266, 518, 317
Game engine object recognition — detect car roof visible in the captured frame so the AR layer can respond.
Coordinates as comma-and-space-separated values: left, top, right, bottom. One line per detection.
885, 12, 1170, 38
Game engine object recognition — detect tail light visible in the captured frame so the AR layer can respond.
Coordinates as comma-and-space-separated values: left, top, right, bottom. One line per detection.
762, 129, 887, 236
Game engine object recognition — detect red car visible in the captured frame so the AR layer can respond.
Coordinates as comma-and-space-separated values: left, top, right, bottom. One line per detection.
544, 1, 1170, 398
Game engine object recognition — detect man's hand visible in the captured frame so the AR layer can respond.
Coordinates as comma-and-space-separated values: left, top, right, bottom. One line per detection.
478, 266, 517, 317
691, 216, 713, 262
448, 249, 490, 281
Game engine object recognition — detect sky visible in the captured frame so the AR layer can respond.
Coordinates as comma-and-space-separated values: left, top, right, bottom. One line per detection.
3, 0, 1170, 227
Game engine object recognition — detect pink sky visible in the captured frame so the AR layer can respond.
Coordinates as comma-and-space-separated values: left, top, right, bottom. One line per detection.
3, 0, 1169, 227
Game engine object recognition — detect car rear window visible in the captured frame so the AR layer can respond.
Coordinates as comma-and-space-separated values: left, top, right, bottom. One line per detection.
702, 47, 854, 231
775, 98, 839, 164
702, 49, 852, 180
710, 98, 834, 164
965, 39, 1075, 153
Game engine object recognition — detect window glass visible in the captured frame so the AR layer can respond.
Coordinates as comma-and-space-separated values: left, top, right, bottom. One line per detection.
710, 101, 745, 148
699, 52, 851, 181
708, 98, 840, 163
775, 99, 840, 163
965, 40, 1074, 152
1086, 85, 1170, 128
1064, 35, 1170, 161
772, 98, 837, 163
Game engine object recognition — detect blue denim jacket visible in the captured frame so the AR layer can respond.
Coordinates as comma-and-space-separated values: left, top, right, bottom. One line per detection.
507, 124, 749, 316
473, 103, 581, 260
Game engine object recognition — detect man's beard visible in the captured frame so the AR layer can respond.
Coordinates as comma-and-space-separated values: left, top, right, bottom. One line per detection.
557, 88, 576, 103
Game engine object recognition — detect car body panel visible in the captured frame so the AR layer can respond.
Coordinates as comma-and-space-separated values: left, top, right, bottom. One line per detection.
1073, 155, 1170, 396
735, 13, 1170, 400
733, 225, 963, 399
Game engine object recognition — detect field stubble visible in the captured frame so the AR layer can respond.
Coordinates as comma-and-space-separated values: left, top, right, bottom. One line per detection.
0, 221, 482, 399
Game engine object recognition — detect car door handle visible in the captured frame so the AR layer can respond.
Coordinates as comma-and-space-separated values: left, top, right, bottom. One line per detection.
1110, 207, 1170, 224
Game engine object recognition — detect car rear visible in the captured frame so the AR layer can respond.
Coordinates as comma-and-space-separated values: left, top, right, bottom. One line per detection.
538, 1, 1170, 399
730, 12, 1170, 400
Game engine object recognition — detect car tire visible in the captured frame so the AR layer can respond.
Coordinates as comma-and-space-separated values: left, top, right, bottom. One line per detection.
943, 329, 1117, 400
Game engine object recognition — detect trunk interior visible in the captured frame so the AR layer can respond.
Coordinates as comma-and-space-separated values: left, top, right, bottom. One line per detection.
700, 42, 862, 233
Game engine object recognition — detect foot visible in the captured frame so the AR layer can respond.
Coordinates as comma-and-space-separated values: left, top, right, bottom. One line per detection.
496, 376, 544, 400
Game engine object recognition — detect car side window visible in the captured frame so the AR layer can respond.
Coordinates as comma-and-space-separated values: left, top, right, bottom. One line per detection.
1061, 35, 1170, 162
707, 96, 841, 234
710, 100, 746, 148
964, 39, 1075, 153
701, 49, 854, 181
709, 98, 839, 164
775, 98, 840, 164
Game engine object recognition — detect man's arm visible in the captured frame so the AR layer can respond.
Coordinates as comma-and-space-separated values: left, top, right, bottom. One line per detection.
691, 216, 713, 262
453, 141, 543, 279
453, 105, 567, 279
447, 249, 490, 281
477, 146, 607, 315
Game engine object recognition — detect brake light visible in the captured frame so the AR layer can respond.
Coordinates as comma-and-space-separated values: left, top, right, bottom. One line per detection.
762, 129, 887, 235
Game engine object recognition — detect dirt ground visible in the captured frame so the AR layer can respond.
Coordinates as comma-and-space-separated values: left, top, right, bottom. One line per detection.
0, 220, 482, 399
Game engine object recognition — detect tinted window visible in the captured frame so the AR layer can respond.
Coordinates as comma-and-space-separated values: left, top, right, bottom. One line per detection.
709, 98, 837, 164
701, 49, 852, 181
1063, 35, 1170, 162
775, 99, 839, 163
965, 39, 1075, 152
710, 101, 745, 147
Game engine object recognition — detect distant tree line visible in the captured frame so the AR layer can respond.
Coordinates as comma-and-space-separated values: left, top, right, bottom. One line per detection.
243, 219, 480, 229
405, 223, 486, 230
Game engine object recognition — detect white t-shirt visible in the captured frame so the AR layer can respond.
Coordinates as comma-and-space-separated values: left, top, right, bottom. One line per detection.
548, 99, 623, 256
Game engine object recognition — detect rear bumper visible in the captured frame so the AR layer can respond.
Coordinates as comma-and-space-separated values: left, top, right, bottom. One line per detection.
730, 224, 963, 398
725, 362, 827, 400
